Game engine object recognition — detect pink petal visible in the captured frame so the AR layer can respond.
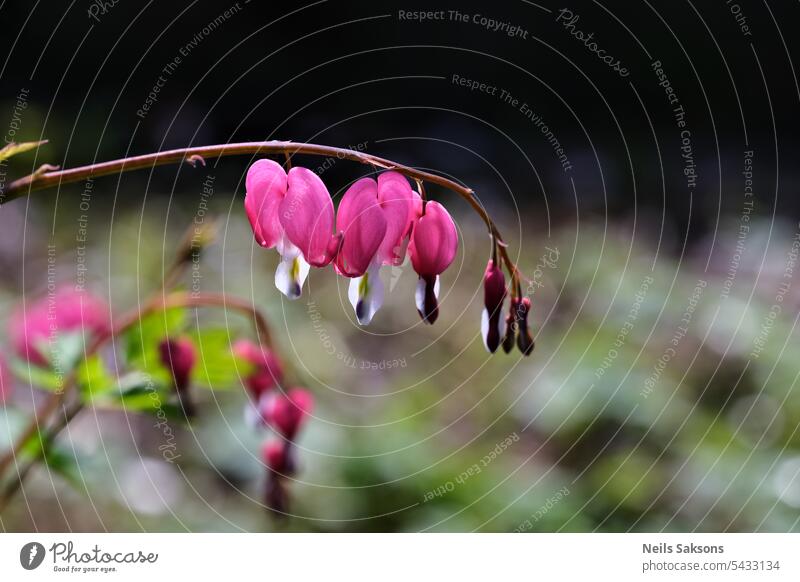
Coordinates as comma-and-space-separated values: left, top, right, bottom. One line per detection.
335, 178, 387, 277
245, 159, 288, 248
376, 172, 414, 265
280, 167, 336, 267
408, 201, 458, 277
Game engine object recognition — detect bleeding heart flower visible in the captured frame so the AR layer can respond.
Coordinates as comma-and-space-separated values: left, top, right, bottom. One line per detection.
10, 287, 111, 368
336, 172, 415, 325
260, 388, 313, 440
233, 339, 284, 398
482, 260, 507, 353
408, 201, 458, 324
245, 160, 341, 300
158, 337, 197, 417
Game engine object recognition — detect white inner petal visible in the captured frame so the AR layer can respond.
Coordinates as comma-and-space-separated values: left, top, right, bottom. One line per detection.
349, 262, 384, 325
274, 239, 310, 300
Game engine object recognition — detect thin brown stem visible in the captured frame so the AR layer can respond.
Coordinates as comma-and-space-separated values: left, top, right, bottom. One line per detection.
0, 140, 524, 280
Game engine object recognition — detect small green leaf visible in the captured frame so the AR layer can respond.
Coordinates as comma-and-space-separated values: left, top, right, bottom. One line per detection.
189, 328, 250, 389
0, 140, 47, 163
125, 306, 187, 369
77, 355, 116, 400
8, 358, 65, 391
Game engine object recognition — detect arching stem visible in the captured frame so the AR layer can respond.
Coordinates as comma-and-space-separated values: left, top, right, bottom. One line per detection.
0, 140, 526, 282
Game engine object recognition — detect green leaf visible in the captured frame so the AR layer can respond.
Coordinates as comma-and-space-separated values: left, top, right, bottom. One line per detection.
116, 384, 183, 420
189, 328, 250, 389
124, 306, 187, 370
77, 355, 116, 400
33, 331, 88, 375
8, 358, 65, 392
0, 140, 47, 163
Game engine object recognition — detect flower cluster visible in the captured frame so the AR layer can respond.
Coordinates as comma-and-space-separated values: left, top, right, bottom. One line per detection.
244, 161, 458, 325
235, 339, 313, 513
482, 257, 534, 356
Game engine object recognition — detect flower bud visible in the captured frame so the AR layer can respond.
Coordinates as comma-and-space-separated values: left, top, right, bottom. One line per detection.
158, 337, 197, 416
502, 298, 519, 354
260, 388, 314, 440
516, 297, 535, 356
233, 340, 284, 399
481, 260, 507, 353
262, 439, 296, 474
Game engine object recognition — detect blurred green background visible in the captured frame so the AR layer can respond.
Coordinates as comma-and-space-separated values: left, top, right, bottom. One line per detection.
2, 0, 800, 532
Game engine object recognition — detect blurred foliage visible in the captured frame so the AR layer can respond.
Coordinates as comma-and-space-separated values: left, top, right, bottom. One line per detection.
1, 167, 800, 533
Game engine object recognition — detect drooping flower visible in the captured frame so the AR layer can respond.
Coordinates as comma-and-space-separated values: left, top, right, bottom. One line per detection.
233, 339, 284, 400
408, 201, 458, 324
482, 260, 507, 353
10, 287, 111, 368
158, 337, 197, 417
259, 387, 314, 440
245, 160, 341, 299
336, 172, 415, 324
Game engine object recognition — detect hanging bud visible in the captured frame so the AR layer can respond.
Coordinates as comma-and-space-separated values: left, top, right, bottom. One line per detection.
481, 260, 507, 353
260, 388, 314, 440
158, 337, 197, 417
233, 340, 284, 399
262, 441, 292, 515
516, 297, 535, 356
262, 439, 296, 475
501, 297, 519, 353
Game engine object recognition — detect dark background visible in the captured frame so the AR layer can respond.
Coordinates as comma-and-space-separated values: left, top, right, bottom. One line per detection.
2, 0, 798, 241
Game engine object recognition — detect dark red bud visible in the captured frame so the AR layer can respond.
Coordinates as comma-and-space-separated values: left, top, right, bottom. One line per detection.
482, 260, 507, 353
516, 297, 535, 356
260, 388, 314, 440
158, 337, 197, 416
502, 298, 519, 353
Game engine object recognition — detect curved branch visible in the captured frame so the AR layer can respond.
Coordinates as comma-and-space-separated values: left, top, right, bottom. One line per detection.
0, 140, 525, 284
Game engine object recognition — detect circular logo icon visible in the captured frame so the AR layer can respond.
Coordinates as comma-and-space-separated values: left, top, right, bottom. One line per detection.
19, 542, 46, 570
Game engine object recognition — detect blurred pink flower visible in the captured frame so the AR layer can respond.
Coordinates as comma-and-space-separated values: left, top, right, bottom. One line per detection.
262, 439, 291, 473
158, 337, 197, 416
245, 159, 341, 299
233, 339, 284, 399
259, 387, 313, 440
516, 297, 535, 356
408, 201, 458, 324
10, 287, 111, 367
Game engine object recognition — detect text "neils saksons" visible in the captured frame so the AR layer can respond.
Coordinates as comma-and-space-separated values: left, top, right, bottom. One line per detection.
643, 543, 724, 554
